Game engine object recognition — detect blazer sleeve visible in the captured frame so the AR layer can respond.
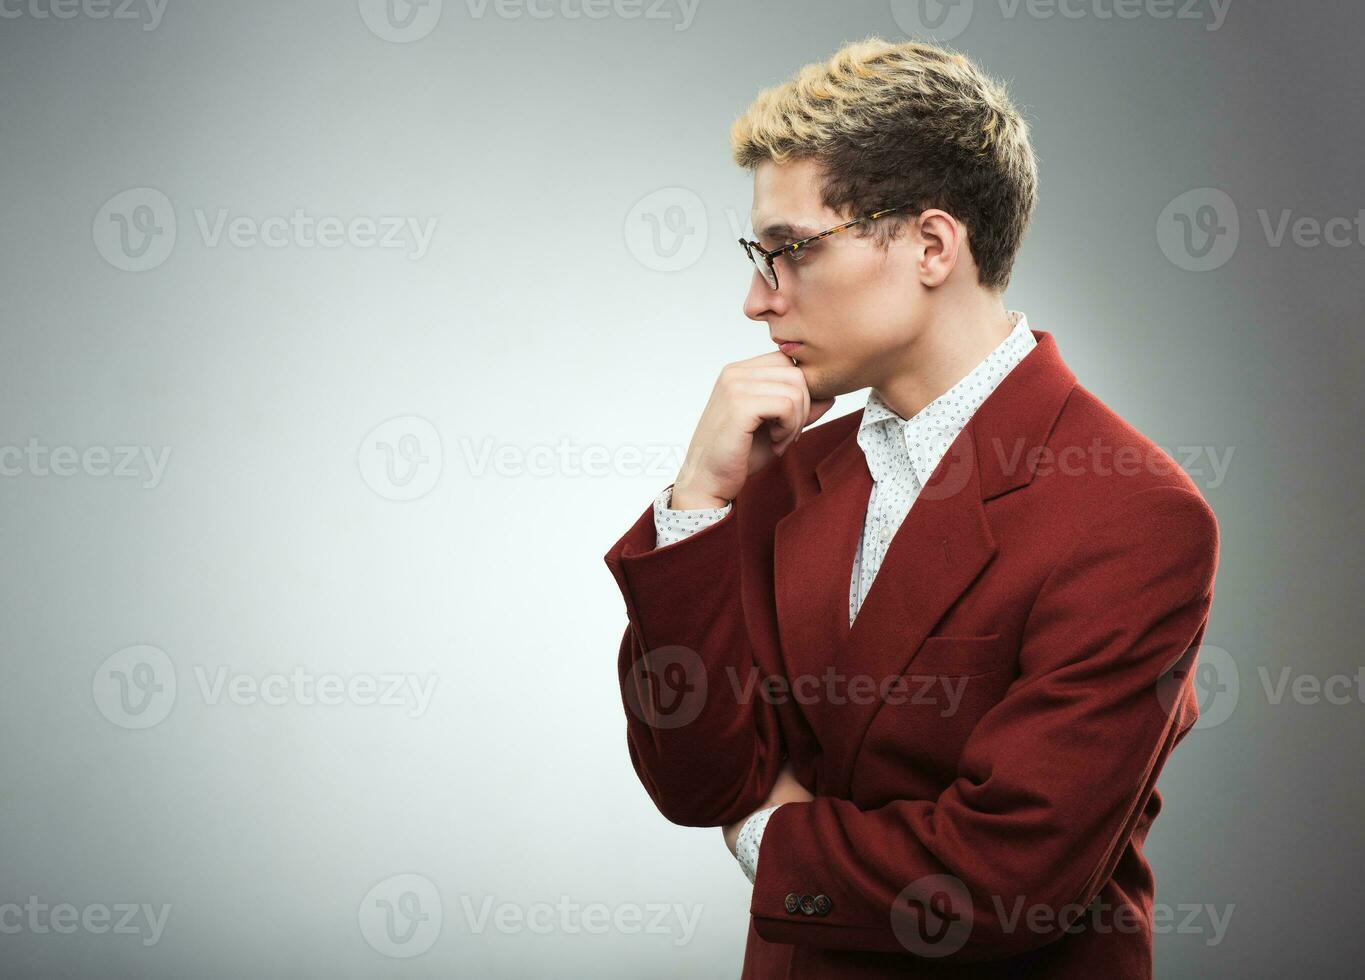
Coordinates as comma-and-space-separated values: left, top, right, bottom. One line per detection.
748, 484, 1220, 960
604, 484, 786, 828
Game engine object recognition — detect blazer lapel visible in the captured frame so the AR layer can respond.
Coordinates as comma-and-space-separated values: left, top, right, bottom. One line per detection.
819, 423, 996, 793
772, 419, 872, 740
771, 329, 1077, 796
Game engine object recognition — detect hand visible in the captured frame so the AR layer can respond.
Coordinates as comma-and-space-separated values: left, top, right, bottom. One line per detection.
723, 759, 815, 857
671, 352, 836, 510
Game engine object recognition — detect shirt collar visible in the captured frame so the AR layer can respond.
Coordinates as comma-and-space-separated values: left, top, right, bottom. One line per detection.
857, 311, 1037, 486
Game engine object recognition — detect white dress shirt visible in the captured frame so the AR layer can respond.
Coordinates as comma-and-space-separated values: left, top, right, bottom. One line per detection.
651, 311, 1037, 884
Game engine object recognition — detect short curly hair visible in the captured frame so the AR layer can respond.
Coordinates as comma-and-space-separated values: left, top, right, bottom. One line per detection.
730, 37, 1037, 291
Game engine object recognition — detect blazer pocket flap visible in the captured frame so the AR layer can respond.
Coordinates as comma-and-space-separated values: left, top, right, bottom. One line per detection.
911, 633, 1010, 677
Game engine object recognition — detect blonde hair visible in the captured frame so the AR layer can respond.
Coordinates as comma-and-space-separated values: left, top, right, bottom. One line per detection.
730, 37, 1037, 291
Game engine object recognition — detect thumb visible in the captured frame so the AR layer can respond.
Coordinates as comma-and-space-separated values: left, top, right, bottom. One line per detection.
805, 397, 836, 425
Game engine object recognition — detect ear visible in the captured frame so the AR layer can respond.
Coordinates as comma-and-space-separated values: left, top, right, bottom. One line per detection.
915, 208, 962, 287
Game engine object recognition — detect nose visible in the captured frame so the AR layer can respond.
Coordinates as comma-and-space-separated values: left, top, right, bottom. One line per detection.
743, 267, 786, 322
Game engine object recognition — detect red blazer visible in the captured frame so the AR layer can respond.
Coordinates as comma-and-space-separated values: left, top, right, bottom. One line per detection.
603, 329, 1219, 979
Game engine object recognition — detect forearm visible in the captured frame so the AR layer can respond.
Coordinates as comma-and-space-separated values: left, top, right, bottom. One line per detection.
606, 485, 784, 827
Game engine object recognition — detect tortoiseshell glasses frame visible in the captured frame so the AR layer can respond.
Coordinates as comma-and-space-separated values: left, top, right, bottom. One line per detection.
738, 203, 915, 290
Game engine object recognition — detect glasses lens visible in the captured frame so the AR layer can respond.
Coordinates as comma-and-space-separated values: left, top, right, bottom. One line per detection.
743, 241, 777, 289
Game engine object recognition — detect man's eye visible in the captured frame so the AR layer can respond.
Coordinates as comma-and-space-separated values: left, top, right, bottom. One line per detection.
786, 244, 809, 261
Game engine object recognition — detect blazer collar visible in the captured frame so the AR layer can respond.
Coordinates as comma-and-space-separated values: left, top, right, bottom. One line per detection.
817, 328, 1076, 501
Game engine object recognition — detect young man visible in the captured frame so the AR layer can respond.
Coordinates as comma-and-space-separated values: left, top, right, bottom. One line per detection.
603, 37, 1218, 979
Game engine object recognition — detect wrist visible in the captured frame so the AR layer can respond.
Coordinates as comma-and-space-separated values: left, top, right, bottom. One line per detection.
734, 804, 783, 885
669, 484, 729, 511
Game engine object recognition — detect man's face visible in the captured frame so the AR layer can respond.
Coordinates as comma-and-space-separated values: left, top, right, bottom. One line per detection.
744, 158, 924, 401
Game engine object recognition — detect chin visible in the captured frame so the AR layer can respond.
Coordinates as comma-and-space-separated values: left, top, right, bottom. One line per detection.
797, 365, 844, 404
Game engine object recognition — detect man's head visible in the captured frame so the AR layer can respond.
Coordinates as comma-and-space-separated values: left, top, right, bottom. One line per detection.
731, 37, 1037, 401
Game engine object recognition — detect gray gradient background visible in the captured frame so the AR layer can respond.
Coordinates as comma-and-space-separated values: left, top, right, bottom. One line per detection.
1, 0, 1361, 977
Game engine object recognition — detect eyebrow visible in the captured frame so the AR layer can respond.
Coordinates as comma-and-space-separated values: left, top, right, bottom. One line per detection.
756, 219, 818, 240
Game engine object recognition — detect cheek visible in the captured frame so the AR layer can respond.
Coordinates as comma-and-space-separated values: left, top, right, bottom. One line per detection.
822, 238, 902, 296
800, 244, 913, 343
843, 248, 918, 322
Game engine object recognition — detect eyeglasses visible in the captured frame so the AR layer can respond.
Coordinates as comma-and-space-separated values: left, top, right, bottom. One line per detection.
738, 203, 915, 290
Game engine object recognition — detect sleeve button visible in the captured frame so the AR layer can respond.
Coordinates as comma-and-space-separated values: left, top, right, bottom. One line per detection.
798, 895, 817, 916
783, 893, 799, 914
813, 894, 832, 916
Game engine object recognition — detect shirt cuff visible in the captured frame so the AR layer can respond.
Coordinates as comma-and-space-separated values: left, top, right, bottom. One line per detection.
735, 804, 783, 885
652, 484, 732, 549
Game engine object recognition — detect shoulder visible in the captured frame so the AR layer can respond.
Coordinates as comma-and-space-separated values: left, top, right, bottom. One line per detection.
1041, 381, 1219, 556
1048, 383, 1209, 494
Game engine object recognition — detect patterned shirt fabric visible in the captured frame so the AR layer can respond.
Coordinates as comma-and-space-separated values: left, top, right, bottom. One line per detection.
735, 804, 782, 884
648, 311, 1038, 883
654, 490, 732, 547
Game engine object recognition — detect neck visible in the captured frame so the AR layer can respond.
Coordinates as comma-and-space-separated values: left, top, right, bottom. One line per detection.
873, 292, 1013, 421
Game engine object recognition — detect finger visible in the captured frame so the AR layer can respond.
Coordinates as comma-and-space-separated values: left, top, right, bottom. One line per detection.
807, 397, 836, 424
743, 350, 809, 369
744, 394, 805, 445
727, 364, 811, 387
775, 375, 816, 454
732, 379, 806, 416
